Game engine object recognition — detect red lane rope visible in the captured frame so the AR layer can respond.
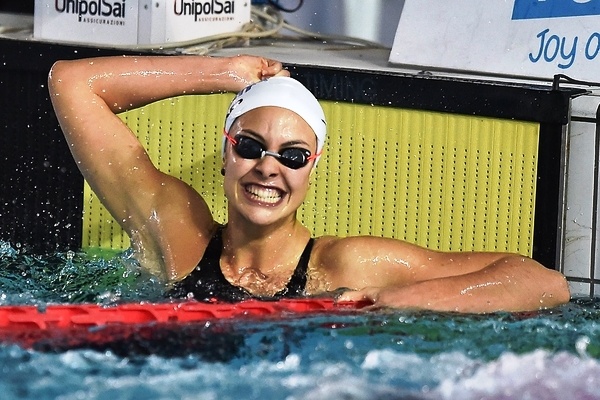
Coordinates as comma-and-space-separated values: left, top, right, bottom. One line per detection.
0, 299, 368, 331
0, 299, 369, 351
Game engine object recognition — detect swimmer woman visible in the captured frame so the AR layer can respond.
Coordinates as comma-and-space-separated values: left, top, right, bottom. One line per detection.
48, 55, 570, 312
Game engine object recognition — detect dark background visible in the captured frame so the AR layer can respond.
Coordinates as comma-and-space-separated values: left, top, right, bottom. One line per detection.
0, 2, 34, 14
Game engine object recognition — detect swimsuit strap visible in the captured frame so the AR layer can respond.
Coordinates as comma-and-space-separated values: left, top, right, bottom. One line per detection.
273, 237, 314, 298
168, 225, 250, 302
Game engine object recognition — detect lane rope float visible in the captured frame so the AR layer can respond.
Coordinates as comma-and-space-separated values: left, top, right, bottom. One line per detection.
0, 299, 369, 351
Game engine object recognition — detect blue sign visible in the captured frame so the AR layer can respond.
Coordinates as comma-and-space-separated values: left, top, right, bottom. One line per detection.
513, 0, 600, 20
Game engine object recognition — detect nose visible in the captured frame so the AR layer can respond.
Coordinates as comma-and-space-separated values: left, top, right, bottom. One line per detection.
254, 151, 281, 177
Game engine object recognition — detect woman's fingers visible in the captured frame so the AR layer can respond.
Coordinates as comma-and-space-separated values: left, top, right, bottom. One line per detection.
261, 58, 289, 78
337, 287, 379, 304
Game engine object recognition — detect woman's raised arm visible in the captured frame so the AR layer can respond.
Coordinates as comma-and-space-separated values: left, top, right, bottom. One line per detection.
48, 55, 288, 279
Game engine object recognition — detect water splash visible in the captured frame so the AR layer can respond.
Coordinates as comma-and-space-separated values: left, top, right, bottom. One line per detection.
1, 241, 600, 399
0, 241, 163, 305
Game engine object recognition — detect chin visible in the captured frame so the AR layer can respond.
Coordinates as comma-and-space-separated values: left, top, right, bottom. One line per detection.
240, 205, 297, 227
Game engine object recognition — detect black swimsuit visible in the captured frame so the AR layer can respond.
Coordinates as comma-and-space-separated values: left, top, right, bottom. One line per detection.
167, 226, 315, 302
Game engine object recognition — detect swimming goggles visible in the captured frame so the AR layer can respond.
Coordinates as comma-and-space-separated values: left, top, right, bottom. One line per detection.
224, 132, 319, 169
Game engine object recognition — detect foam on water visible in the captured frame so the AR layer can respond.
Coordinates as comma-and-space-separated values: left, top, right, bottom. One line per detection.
2, 345, 600, 400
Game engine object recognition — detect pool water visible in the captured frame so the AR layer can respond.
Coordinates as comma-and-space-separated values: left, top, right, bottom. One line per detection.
1, 241, 599, 400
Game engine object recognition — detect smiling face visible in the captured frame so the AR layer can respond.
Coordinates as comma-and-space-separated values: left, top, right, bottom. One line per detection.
222, 106, 317, 228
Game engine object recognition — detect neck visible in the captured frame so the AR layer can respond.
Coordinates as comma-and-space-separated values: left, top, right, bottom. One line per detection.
221, 216, 310, 275
224, 217, 307, 250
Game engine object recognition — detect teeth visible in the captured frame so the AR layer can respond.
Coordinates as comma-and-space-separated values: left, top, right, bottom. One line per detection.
246, 185, 282, 204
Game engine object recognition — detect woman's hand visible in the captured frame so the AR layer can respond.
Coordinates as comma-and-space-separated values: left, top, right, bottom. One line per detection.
337, 287, 400, 309
222, 55, 290, 91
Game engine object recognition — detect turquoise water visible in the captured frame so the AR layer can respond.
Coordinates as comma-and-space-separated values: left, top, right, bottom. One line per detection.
1, 241, 600, 400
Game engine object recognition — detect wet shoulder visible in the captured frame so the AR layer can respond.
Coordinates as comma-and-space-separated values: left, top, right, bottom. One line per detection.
308, 236, 382, 293
310, 236, 362, 279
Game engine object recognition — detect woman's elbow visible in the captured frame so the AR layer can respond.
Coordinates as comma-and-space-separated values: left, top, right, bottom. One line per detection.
48, 59, 81, 92
48, 60, 66, 85
541, 268, 571, 308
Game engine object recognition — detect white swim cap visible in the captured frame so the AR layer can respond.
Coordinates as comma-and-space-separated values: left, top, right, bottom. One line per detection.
223, 77, 327, 162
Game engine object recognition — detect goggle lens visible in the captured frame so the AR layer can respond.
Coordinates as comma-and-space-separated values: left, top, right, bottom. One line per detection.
227, 134, 316, 169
